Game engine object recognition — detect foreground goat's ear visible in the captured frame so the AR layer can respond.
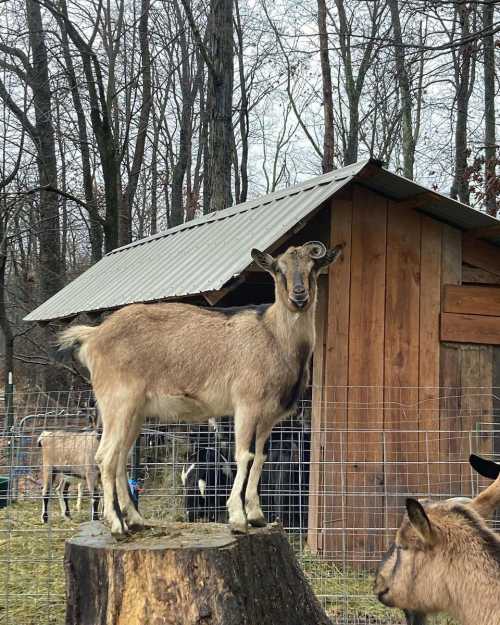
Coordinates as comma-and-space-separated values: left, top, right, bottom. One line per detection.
406, 499, 435, 545
315, 244, 343, 268
251, 248, 276, 273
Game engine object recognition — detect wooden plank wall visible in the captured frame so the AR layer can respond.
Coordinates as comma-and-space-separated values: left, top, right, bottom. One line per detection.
439, 226, 462, 496
315, 182, 500, 561
307, 274, 328, 552
384, 200, 421, 530
418, 217, 442, 495
318, 190, 352, 559
347, 186, 386, 557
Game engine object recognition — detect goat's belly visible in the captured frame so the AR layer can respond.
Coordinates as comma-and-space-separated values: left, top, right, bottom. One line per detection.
142, 394, 217, 423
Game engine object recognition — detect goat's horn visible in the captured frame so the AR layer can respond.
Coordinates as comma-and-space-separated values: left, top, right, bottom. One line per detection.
305, 241, 327, 259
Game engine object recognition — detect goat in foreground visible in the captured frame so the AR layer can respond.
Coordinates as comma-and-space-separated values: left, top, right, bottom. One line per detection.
59, 241, 342, 534
374, 455, 500, 625
38, 430, 100, 523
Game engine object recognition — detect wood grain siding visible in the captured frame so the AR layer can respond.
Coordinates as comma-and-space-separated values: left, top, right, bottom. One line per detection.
440, 225, 462, 495
384, 201, 421, 528
418, 217, 442, 494
322, 193, 352, 560
443, 285, 500, 316
463, 236, 500, 277
441, 313, 500, 345
458, 346, 493, 490
347, 186, 386, 557
307, 275, 328, 553
462, 265, 500, 285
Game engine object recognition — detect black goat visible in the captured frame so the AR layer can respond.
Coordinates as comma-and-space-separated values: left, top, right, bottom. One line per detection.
181, 445, 233, 522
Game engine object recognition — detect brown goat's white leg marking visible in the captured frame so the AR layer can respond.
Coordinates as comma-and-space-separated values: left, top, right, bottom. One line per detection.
115, 421, 145, 528
55, 479, 65, 517
76, 482, 82, 513
226, 409, 256, 533
40, 465, 53, 524
95, 411, 131, 535
245, 424, 273, 527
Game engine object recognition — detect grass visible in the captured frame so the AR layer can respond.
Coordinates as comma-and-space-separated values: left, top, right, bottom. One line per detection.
0, 496, 456, 625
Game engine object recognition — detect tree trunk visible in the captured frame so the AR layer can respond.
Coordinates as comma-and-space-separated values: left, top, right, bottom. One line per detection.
388, 0, 415, 180
120, 0, 152, 245
65, 522, 332, 625
235, 1, 249, 201
26, 0, 65, 391
317, 0, 334, 173
450, 1, 475, 204
206, 0, 233, 213
59, 0, 103, 262
483, 0, 496, 216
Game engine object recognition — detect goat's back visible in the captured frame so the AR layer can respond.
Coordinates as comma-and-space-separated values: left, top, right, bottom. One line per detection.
38, 430, 99, 472
80, 303, 298, 413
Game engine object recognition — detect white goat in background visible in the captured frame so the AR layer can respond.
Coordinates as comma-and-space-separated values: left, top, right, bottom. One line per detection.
38, 429, 100, 523
58, 241, 342, 535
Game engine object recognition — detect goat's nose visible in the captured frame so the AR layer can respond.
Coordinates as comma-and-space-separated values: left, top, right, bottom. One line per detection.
293, 285, 306, 295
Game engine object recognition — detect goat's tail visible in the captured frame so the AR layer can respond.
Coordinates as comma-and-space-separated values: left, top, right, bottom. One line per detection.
58, 325, 97, 369
58, 325, 96, 350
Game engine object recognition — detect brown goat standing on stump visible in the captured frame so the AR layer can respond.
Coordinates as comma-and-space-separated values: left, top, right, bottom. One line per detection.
374, 454, 500, 625
58, 242, 342, 535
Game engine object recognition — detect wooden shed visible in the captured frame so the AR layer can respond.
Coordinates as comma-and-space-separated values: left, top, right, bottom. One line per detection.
26, 159, 500, 560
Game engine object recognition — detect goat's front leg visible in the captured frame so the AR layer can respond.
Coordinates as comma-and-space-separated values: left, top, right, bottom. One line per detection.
244, 424, 272, 527
226, 411, 256, 533
55, 479, 67, 518
60, 481, 72, 519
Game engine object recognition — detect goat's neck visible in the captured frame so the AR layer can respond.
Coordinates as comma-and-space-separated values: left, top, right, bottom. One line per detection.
265, 295, 317, 357
446, 559, 500, 625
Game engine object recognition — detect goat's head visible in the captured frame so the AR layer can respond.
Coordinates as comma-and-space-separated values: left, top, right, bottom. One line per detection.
375, 473, 500, 619
251, 241, 342, 312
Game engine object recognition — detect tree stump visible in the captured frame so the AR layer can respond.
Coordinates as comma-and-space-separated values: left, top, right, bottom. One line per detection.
65, 521, 332, 625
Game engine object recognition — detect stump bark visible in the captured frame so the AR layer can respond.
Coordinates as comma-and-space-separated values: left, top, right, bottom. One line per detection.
65, 522, 332, 625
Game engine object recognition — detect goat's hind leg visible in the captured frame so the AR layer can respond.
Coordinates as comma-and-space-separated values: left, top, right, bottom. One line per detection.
115, 420, 146, 530
95, 411, 131, 536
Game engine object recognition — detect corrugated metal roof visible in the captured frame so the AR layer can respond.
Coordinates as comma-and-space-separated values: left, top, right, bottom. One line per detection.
25, 159, 500, 322
24, 161, 363, 321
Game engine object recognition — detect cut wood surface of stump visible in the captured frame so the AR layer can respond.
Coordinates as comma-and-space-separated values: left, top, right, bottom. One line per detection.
65, 521, 332, 625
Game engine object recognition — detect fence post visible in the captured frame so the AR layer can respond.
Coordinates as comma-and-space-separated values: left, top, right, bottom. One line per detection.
4, 371, 15, 502
4, 370, 14, 431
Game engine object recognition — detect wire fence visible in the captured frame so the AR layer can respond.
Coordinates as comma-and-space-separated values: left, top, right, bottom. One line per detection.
1, 387, 499, 625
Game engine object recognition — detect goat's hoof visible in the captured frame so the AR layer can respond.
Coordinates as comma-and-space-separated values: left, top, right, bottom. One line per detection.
229, 520, 248, 534
247, 516, 267, 528
110, 520, 128, 537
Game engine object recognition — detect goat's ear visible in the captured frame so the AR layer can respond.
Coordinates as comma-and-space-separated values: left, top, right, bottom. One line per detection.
251, 248, 276, 273
314, 244, 343, 268
406, 499, 435, 545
